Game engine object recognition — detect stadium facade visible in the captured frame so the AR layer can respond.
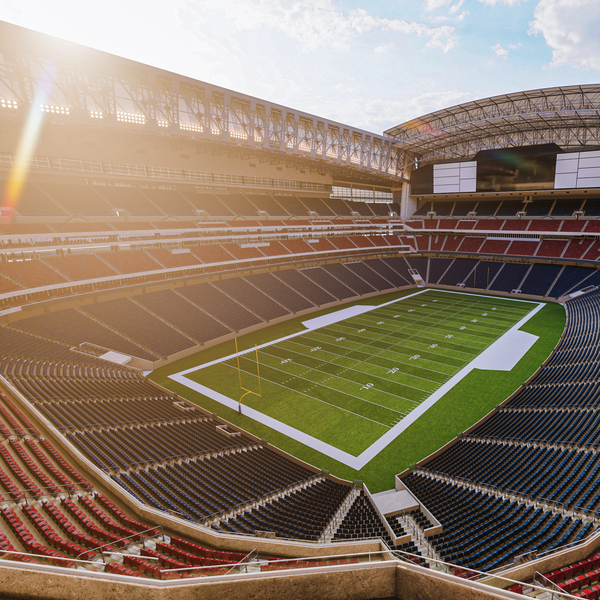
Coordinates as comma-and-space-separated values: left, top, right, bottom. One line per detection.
0, 19, 598, 600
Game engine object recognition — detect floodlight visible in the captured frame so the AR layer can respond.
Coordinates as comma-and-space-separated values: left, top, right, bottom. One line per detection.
179, 123, 202, 133
116, 111, 146, 125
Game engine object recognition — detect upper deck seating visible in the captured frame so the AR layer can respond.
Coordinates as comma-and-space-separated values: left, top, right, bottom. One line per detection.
8, 182, 66, 216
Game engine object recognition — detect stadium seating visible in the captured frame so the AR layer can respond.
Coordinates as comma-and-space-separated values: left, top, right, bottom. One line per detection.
400, 290, 600, 570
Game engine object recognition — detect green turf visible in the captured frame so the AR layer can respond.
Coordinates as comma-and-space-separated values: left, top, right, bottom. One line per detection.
171, 289, 537, 455
151, 290, 565, 493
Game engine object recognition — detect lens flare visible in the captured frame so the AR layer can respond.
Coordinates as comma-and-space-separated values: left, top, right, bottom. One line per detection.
2, 73, 54, 212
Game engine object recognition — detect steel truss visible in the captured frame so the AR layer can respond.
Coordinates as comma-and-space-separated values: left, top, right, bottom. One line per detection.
385, 85, 600, 167
0, 21, 404, 182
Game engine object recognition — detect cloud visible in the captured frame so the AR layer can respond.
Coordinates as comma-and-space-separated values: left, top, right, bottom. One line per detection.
491, 41, 522, 58
374, 43, 393, 54
425, 0, 452, 9
492, 43, 509, 57
449, 0, 465, 13
331, 90, 476, 131
529, 0, 600, 70
186, 0, 457, 53
478, 0, 526, 5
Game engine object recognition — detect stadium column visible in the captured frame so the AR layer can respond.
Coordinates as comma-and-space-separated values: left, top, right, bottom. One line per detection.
400, 183, 416, 220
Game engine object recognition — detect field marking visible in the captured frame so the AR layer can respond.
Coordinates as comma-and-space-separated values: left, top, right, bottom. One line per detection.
270, 339, 451, 388
169, 290, 545, 468
266, 341, 437, 395
230, 355, 417, 417
225, 362, 397, 427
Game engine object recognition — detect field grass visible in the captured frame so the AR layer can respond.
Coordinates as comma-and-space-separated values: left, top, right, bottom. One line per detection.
151, 289, 565, 493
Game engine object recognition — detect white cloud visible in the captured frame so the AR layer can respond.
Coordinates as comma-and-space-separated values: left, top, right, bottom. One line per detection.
449, 0, 466, 13
374, 43, 393, 54
334, 90, 476, 131
492, 43, 509, 57
186, 0, 456, 53
491, 41, 522, 58
425, 0, 453, 9
529, 0, 600, 70
478, 0, 526, 5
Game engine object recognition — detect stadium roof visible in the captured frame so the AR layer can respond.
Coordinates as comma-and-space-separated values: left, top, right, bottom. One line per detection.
385, 84, 600, 168
0, 20, 404, 186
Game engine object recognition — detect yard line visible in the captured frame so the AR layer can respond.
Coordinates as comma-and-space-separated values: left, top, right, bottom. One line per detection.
235, 352, 422, 410
316, 326, 480, 359
223, 362, 398, 428
280, 335, 455, 382
350, 314, 503, 343
281, 332, 457, 376
257, 344, 441, 394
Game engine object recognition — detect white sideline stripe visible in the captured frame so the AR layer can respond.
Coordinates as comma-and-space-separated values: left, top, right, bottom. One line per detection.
167, 375, 364, 465
301, 305, 375, 329
169, 291, 545, 470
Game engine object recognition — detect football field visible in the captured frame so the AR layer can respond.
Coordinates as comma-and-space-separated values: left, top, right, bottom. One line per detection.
170, 289, 543, 466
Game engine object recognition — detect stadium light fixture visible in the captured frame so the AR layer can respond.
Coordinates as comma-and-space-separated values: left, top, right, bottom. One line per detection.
179, 123, 202, 133
0, 99, 18, 109
89, 110, 103, 119
229, 131, 247, 140
157, 120, 169, 128
40, 104, 70, 115
116, 111, 146, 125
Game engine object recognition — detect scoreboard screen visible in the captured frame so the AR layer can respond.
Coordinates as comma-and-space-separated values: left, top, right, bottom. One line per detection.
476, 148, 557, 192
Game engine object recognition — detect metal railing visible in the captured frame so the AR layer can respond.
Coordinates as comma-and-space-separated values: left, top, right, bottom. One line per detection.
75, 526, 165, 562
0, 153, 329, 192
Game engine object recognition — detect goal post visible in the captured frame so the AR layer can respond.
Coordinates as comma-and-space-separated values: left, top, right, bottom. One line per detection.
235, 337, 262, 413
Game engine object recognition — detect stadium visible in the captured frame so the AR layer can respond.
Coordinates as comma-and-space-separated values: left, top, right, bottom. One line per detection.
0, 17, 599, 600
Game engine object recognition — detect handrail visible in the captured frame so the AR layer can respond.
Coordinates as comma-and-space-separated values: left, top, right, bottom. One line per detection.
225, 547, 258, 575
384, 543, 580, 599
533, 570, 566, 595
75, 526, 164, 561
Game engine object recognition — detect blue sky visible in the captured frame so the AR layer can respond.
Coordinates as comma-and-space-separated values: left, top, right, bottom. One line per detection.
1, 0, 599, 133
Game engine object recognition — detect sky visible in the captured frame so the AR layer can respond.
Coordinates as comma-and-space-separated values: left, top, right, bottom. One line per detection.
1, 0, 599, 134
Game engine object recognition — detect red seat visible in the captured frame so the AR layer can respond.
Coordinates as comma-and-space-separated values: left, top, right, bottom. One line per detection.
561, 578, 578, 593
